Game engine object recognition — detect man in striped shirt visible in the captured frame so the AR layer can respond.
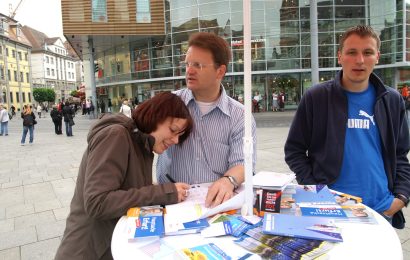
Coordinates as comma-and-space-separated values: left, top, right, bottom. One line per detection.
157, 32, 257, 208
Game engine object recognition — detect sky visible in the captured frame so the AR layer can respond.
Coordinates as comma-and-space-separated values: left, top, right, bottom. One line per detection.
0, 0, 64, 39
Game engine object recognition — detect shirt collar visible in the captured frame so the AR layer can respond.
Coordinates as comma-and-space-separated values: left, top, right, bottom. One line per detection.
182, 85, 231, 117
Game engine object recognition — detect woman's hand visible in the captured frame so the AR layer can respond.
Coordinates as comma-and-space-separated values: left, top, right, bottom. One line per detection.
175, 182, 190, 202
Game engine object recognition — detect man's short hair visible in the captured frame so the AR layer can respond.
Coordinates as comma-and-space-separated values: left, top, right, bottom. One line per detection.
338, 25, 381, 51
188, 32, 231, 67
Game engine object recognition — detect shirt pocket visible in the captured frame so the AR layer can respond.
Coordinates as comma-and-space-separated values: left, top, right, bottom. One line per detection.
203, 141, 230, 175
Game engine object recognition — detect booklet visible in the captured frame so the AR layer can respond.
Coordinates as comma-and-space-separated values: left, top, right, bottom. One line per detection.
126, 206, 165, 240
262, 213, 343, 242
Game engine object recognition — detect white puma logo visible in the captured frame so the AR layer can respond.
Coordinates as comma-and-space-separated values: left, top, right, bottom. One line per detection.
359, 110, 375, 125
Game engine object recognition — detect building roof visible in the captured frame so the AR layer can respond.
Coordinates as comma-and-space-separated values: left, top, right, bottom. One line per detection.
21, 25, 51, 51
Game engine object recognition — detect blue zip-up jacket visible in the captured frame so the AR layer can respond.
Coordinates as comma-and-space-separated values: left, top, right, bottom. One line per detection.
284, 70, 410, 229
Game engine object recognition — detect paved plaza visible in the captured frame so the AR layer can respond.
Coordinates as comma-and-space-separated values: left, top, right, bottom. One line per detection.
0, 111, 409, 259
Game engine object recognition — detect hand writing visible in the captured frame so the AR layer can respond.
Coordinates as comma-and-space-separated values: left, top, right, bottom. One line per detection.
175, 182, 190, 202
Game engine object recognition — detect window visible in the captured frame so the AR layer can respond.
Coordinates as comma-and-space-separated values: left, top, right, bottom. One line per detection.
16, 92, 19, 102
51, 57, 54, 64
10, 92, 13, 103
18, 52, 22, 61
47, 68, 50, 76
0, 65, 3, 79
2, 91, 6, 103
136, 0, 151, 23
52, 69, 55, 76
14, 70, 17, 81
22, 92, 26, 103
7, 69, 10, 80
92, 0, 107, 22
25, 52, 28, 61
28, 92, 31, 102
20, 72, 23, 82
46, 56, 49, 63
12, 50, 16, 58
0, 45, 2, 55
26, 72, 29, 83
6, 48, 8, 57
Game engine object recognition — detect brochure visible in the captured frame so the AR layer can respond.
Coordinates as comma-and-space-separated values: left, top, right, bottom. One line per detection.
262, 213, 343, 242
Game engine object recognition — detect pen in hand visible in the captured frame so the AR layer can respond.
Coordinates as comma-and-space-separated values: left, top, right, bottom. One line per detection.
165, 174, 177, 183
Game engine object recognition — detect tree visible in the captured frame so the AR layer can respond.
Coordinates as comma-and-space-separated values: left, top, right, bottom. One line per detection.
33, 88, 56, 103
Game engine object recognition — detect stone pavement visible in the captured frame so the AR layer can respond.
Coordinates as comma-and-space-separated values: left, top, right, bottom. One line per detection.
0, 111, 409, 259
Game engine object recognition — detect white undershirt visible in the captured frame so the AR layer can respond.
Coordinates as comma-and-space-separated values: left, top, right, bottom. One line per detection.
196, 100, 216, 115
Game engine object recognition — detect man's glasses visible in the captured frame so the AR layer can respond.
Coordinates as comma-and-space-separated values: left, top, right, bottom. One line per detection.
180, 61, 217, 70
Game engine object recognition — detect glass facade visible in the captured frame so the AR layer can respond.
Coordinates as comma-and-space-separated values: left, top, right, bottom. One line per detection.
94, 0, 410, 111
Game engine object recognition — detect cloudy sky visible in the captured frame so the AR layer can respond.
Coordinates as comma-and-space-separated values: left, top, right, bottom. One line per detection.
0, 0, 64, 38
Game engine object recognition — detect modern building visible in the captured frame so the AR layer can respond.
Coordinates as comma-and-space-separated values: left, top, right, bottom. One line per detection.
0, 13, 32, 112
62, 0, 410, 112
22, 26, 78, 103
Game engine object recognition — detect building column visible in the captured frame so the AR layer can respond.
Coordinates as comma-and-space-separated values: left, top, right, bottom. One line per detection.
82, 37, 97, 118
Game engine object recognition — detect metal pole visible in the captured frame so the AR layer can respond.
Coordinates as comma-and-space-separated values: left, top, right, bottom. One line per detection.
243, 0, 254, 216
310, 0, 319, 85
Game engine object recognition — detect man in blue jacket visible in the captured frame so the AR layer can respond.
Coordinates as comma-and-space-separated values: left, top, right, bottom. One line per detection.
284, 25, 410, 229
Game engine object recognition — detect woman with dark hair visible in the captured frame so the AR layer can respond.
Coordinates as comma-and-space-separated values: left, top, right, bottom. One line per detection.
55, 92, 194, 260
20, 104, 36, 145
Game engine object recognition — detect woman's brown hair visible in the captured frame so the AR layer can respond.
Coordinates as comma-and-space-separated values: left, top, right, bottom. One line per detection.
132, 92, 193, 143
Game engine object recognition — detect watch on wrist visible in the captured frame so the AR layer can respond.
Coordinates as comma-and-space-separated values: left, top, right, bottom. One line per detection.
395, 194, 409, 207
224, 175, 239, 190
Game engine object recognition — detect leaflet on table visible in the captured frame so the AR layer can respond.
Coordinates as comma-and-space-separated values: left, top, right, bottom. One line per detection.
252, 171, 296, 190
262, 213, 343, 242
165, 183, 244, 225
126, 206, 165, 240
298, 203, 347, 218
294, 185, 337, 204
178, 243, 232, 260
234, 225, 334, 259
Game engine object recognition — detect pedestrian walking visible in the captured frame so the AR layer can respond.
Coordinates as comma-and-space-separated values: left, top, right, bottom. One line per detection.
62, 101, 74, 136
50, 105, 63, 135
37, 104, 42, 118
0, 104, 10, 136
21, 105, 36, 145
107, 98, 113, 113
119, 100, 132, 118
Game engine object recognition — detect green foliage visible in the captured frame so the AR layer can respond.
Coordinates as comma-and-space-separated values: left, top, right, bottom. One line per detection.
32, 88, 56, 103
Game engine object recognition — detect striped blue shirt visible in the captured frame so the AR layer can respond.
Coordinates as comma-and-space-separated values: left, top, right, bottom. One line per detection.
157, 87, 257, 184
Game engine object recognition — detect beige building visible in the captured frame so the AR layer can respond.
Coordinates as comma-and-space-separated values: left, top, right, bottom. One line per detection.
0, 13, 32, 112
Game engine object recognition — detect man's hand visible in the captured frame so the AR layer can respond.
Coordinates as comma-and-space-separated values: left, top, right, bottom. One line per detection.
205, 177, 234, 208
383, 198, 405, 217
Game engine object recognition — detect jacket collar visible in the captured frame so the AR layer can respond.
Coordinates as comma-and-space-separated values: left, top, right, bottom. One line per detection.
335, 70, 389, 98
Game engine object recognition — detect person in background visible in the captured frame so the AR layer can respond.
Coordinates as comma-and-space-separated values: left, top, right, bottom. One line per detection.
253, 91, 262, 112
21, 105, 36, 146
272, 90, 279, 112
0, 104, 10, 136
10, 105, 16, 117
100, 99, 106, 114
36, 104, 42, 118
107, 98, 113, 113
119, 100, 132, 118
401, 84, 409, 100
62, 101, 74, 137
55, 92, 193, 259
157, 32, 257, 208
50, 105, 63, 135
284, 25, 410, 229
